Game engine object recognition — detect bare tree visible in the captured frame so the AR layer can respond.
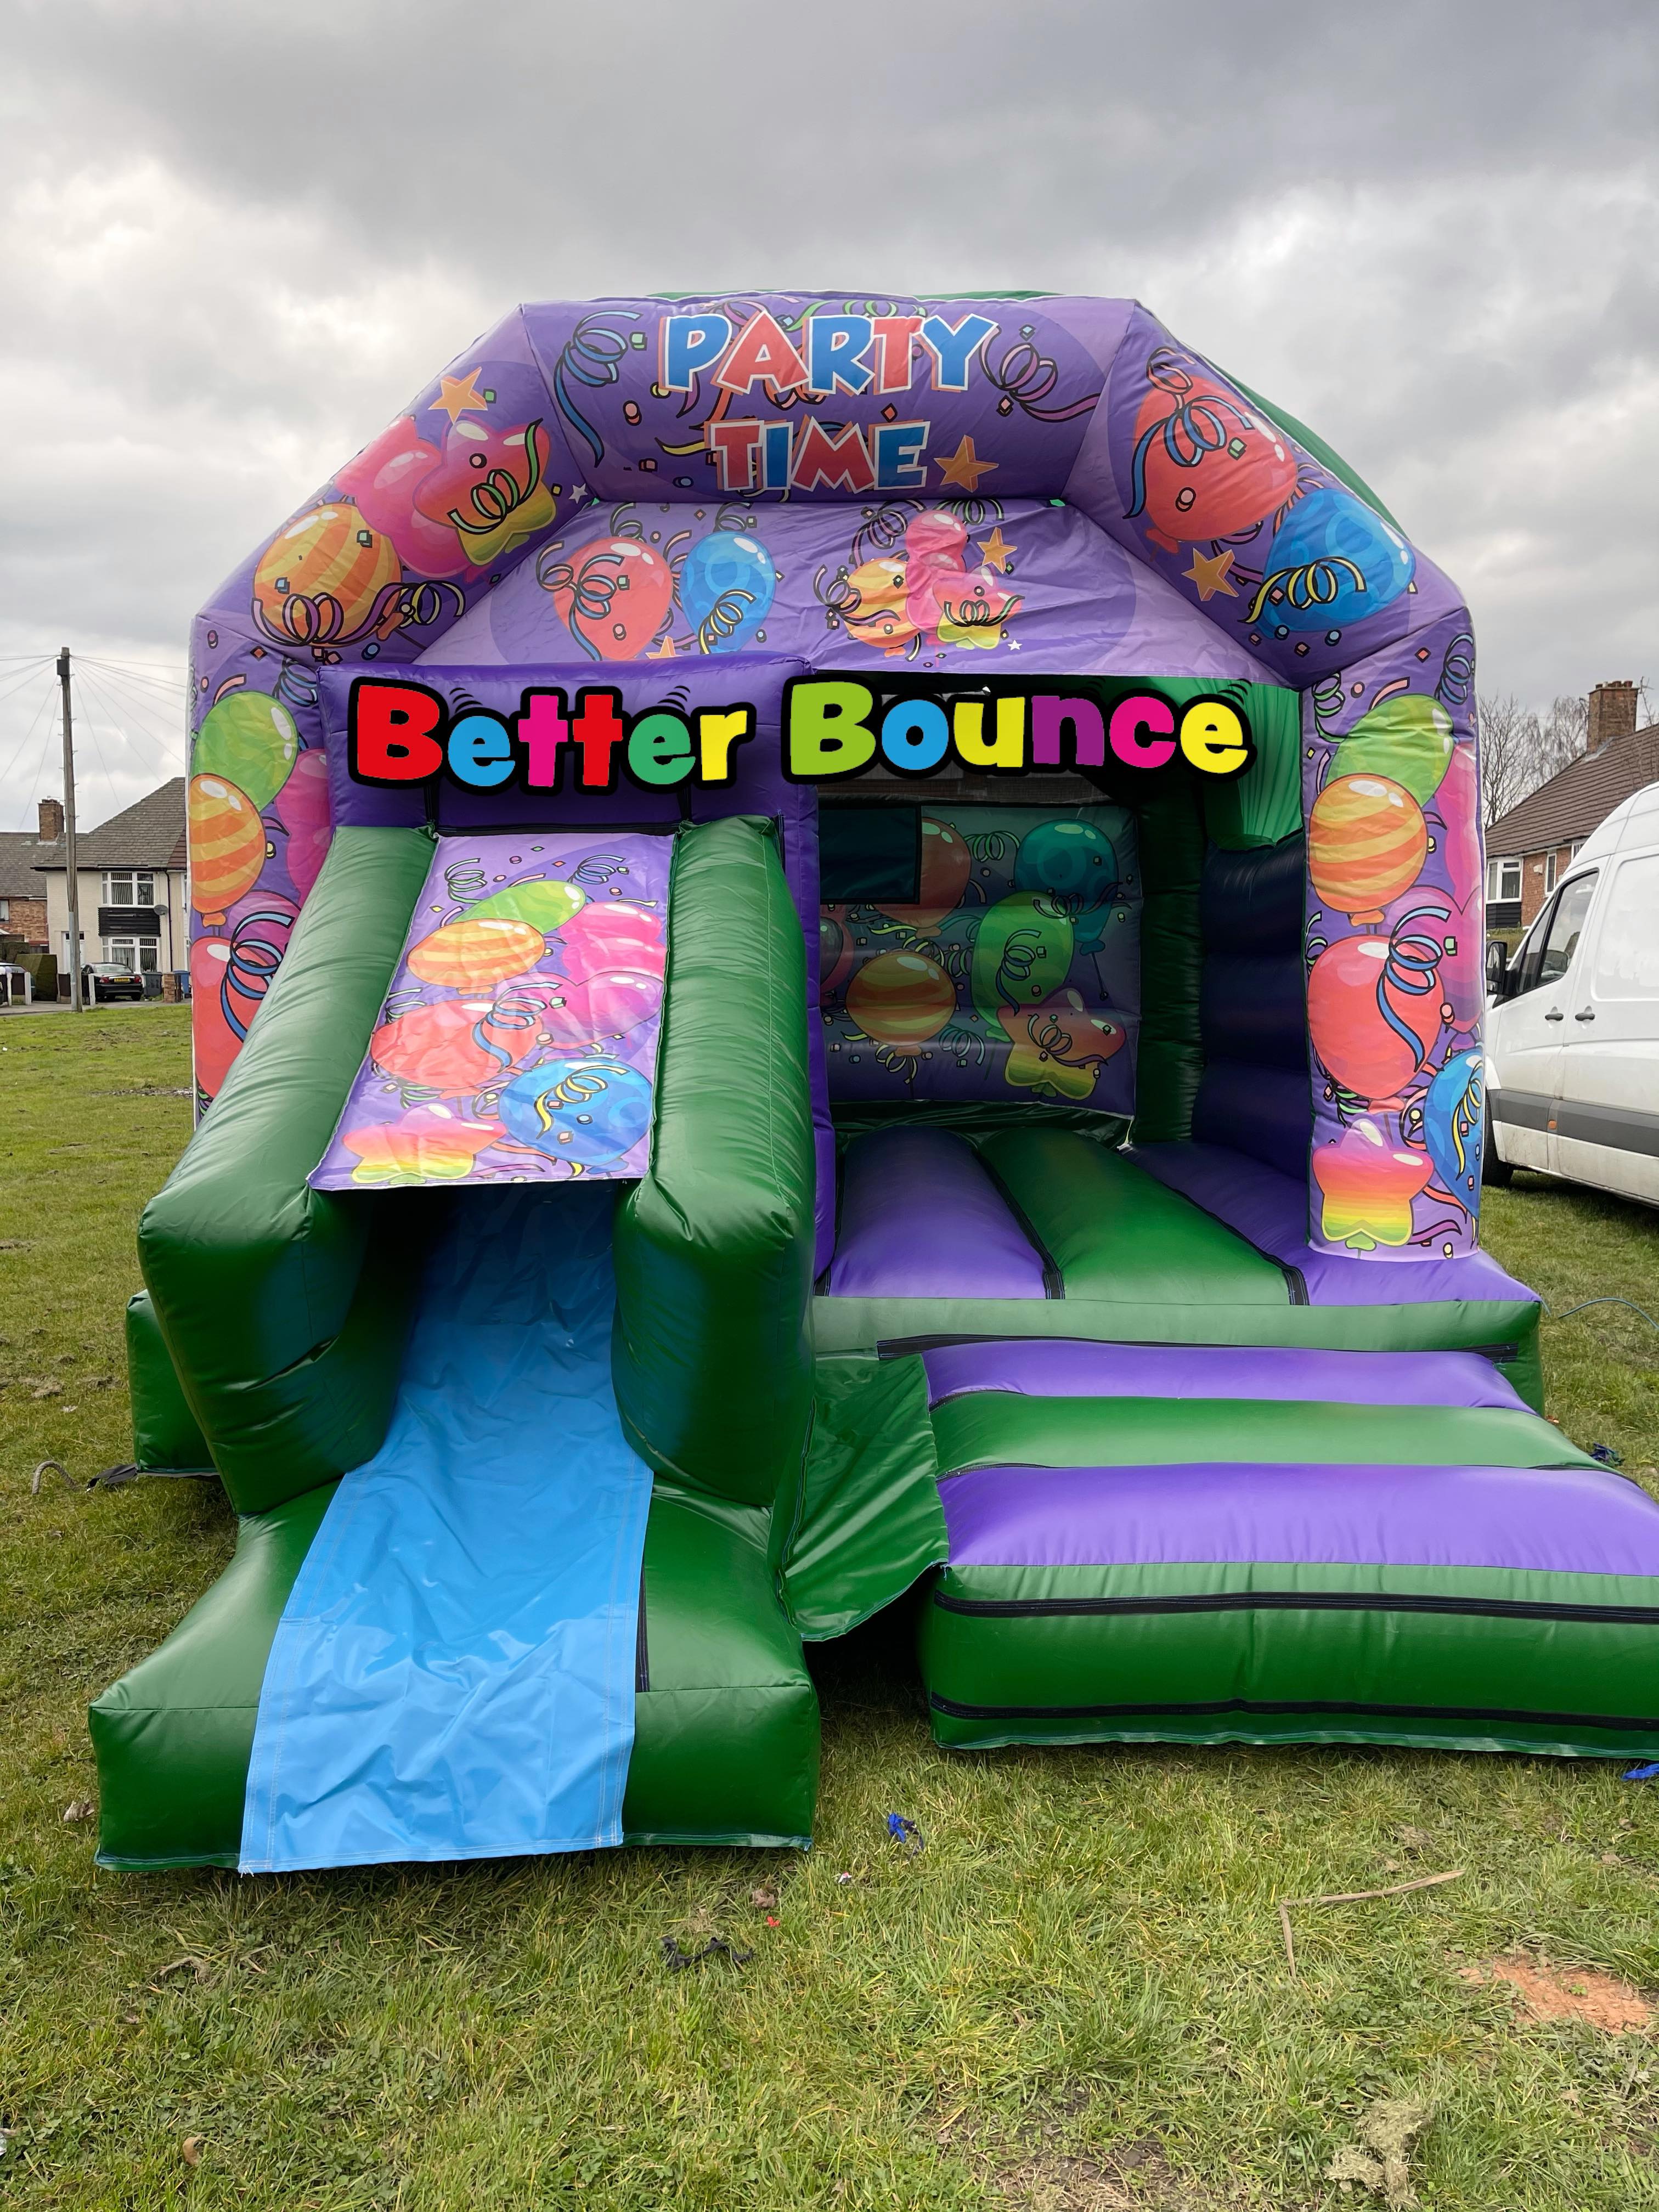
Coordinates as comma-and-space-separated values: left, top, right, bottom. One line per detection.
1476, 692, 1541, 825
1536, 693, 1588, 780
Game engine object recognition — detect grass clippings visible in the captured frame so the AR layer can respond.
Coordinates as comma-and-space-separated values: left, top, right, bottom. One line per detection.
1325, 2097, 1431, 2207
1459, 1956, 1654, 2033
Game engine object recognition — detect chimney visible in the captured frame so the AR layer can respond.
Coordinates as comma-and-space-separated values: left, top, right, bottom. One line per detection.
1588, 680, 1638, 752
37, 796, 63, 843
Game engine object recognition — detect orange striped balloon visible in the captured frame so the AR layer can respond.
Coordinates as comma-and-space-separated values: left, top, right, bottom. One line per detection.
406, 917, 547, 990
189, 774, 268, 919
252, 505, 399, 647
1308, 772, 1427, 923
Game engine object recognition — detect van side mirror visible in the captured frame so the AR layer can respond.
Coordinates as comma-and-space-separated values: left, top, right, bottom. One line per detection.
1485, 938, 1511, 1001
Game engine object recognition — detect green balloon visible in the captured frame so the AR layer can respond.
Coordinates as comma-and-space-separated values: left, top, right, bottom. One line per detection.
1335, 693, 1454, 803
191, 691, 299, 810
970, 891, 1074, 1024
468, 879, 587, 931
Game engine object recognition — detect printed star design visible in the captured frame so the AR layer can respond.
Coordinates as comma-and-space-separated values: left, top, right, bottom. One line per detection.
936, 435, 998, 492
647, 633, 678, 658
430, 369, 490, 426
975, 526, 1015, 572
1184, 547, 1238, 602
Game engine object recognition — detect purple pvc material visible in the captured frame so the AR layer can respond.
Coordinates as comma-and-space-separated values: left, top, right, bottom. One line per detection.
922, 1340, 1527, 1412
1128, 1143, 1534, 1309
939, 1460, 1659, 1578
827, 1128, 1047, 1300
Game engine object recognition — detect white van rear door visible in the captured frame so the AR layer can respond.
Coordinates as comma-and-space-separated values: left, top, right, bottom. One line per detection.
1556, 851, 1659, 1205
1489, 872, 1599, 1172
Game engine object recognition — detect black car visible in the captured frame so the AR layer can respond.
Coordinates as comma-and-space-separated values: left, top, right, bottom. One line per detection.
81, 961, 146, 1002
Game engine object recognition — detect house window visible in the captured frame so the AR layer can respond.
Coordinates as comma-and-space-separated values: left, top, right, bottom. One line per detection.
1544, 851, 1559, 894
103, 938, 158, 972
1487, 856, 1522, 902
0, 898, 8, 923
101, 871, 156, 906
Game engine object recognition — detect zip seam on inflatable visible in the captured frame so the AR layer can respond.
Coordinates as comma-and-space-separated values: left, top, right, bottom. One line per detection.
930, 1694, 1659, 1729
933, 1591, 1659, 1624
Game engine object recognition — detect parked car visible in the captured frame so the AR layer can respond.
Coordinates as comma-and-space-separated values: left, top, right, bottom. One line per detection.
80, 961, 146, 1003
1485, 781, 1659, 1207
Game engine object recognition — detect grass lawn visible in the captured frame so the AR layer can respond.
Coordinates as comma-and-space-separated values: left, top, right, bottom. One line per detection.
3, 1006, 1659, 2209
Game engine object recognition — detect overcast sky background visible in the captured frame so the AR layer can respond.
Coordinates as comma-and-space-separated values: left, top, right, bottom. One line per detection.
1, 0, 1654, 831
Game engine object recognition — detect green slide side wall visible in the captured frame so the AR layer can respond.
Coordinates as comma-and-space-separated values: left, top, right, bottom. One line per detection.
613, 816, 816, 1509
92, 1480, 817, 1869
126, 1290, 212, 1472
139, 827, 431, 1514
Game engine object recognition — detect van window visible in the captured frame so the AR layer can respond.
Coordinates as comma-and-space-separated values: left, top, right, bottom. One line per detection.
1592, 855, 1659, 1000
1536, 872, 1598, 989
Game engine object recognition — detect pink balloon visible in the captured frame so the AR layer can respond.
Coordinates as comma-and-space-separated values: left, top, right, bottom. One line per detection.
539, 968, 661, 1046
276, 748, 332, 900
556, 900, 665, 983
1435, 742, 1481, 909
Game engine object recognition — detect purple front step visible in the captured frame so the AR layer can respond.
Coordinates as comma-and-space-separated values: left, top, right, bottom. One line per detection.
827, 1128, 1048, 1300
922, 1340, 1527, 1411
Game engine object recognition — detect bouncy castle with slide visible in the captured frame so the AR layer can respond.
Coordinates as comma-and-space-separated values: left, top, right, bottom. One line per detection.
91, 294, 1659, 1872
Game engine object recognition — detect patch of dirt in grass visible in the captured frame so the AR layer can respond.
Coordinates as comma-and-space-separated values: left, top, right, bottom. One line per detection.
995, 2138, 1221, 2209
1459, 1954, 1652, 2032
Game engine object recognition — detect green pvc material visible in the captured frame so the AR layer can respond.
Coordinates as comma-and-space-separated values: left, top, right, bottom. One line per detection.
1202, 695, 1305, 850
126, 1290, 213, 1472
782, 1356, 946, 1640
139, 827, 431, 1513
624, 1483, 820, 1847
921, 1560, 1659, 1759
92, 1483, 338, 1869
811, 1295, 1545, 1409
929, 1392, 1597, 1477
1124, 777, 1206, 1144
979, 1129, 1290, 1306
830, 1100, 1128, 1152
613, 816, 816, 1508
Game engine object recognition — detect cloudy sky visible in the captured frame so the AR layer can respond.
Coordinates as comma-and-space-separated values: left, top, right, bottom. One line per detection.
1, 0, 1654, 830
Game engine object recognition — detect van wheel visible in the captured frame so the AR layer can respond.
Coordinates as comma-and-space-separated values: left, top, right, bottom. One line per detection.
1483, 1118, 1513, 1187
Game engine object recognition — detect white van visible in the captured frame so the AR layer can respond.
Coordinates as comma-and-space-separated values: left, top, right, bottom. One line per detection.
1485, 781, 1659, 1207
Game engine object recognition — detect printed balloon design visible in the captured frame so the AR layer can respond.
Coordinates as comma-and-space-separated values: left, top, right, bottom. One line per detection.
1309, 773, 1427, 926
903, 510, 1018, 650
970, 891, 1074, 1024
252, 505, 401, 654
846, 951, 956, 1048
414, 418, 560, 568
467, 878, 587, 932
874, 818, 973, 931
1014, 819, 1119, 952
342, 1107, 499, 1187
678, 531, 777, 653
1308, 921, 1445, 1105
498, 1056, 653, 1166
537, 969, 661, 1048
1249, 487, 1414, 637
370, 997, 499, 1094
275, 748, 332, 900
1000, 989, 1125, 1100
1313, 1118, 1433, 1251
1433, 742, 1482, 910
189, 773, 269, 921
841, 555, 916, 651
1126, 356, 1297, 552
556, 900, 665, 981
192, 691, 298, 809
189, 891, 298, 1100
1335, 693, 1453, 803
1420, 1048, 1483, 1214
407, 917, 548, 991
335, 416, 478, 580
544, 537, 675, 659
820, 910, 856, 1002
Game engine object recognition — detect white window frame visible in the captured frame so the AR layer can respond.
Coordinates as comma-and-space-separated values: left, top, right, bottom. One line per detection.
1544, 851, 1559, 894
1487, 856, 1522, 902
100, 870, 156, 907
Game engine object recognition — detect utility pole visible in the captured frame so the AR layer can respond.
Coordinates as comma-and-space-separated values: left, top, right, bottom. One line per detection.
58, 647, 83, 1012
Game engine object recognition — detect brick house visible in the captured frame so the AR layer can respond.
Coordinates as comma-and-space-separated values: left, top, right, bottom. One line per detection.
0, 799, 62, 948
32, 778, 191, 982
1484, 681, 1658, 938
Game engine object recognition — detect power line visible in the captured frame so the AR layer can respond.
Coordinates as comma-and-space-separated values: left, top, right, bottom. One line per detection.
0, 670, 63, 826
75, 665, 189, 772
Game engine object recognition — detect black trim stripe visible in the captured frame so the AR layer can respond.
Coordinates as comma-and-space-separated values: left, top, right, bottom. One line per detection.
929, 1691, 1659, 1731
933, 1589, 1659, 1626
1491, 1087, 1553, 1134
975, 1151, 1064, 1300
872, 1333, 1522, 1363
1555, 1098, 1659, 1160
635, 1570, 650, 1695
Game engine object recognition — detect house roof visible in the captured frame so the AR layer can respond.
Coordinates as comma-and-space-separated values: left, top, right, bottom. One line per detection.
0, 832, 59, 900
30, 778, 188, 873
1486, 721, 1659, 857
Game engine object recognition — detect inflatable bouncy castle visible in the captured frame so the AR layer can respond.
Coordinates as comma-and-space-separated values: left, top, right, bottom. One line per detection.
93, 296, 1659, 1871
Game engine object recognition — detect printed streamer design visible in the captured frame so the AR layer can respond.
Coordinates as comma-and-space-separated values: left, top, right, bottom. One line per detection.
312, 831, 667, 1190
191, 290, 1486, 1260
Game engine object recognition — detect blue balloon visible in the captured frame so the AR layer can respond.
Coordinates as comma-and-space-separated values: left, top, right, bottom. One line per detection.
499, 1056, 653, 1166
678, 530, 777, 653
1014, 819, 1119, 952
1422, 1048, 1483, 1212
1255, 486, 1414, 636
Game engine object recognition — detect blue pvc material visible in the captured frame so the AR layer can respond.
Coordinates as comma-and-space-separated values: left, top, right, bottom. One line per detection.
240, 1182, 650, 1873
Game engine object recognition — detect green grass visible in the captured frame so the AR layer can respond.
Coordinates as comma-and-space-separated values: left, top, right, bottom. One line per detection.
3, 1008, 1659, 2208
